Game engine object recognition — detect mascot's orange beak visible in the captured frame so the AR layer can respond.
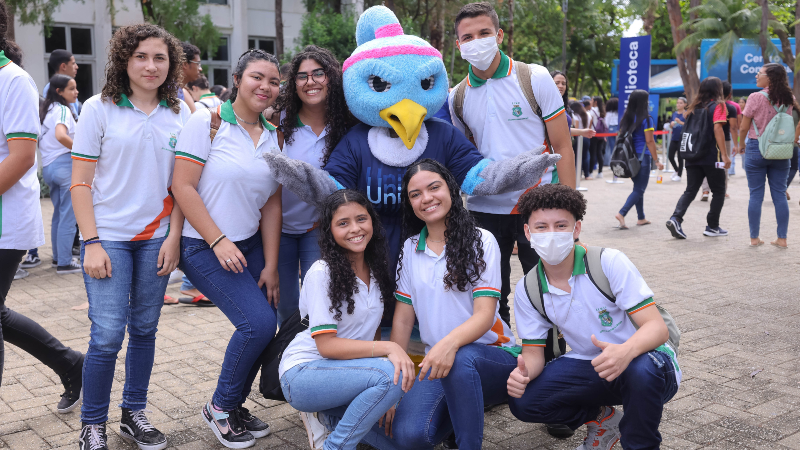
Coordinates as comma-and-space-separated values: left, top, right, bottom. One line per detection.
379, 99, 428, 149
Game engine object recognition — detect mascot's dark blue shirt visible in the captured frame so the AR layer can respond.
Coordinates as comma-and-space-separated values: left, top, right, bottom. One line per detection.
325, 118, 483, 271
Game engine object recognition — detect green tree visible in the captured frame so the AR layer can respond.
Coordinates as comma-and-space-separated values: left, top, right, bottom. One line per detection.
4, 0, 72, 39
140, 0, 220, 57
676, 0, 785, 82
294, 4, 358, 64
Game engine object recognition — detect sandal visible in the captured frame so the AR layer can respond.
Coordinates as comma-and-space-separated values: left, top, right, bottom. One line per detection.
636, 220, 651, 226
178, 295, 216, 307
770, 241, 788, 249
749, 239, 765, 247
164, 295, 179, 305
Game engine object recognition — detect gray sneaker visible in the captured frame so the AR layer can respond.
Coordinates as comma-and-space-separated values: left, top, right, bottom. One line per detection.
576, 407, 622, 450
14, 267, 29, 280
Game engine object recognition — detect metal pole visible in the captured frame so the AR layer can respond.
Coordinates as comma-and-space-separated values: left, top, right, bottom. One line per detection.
576, 137, 587, 191
662, 128, 675, 173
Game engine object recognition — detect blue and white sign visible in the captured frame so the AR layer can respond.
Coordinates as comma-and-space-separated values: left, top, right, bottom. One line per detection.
618, 35, 652, 112
648, 94, 660, 117
701, 38, 794, 89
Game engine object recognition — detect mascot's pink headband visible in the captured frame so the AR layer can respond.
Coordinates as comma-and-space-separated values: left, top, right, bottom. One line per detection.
342, 23, 443, 72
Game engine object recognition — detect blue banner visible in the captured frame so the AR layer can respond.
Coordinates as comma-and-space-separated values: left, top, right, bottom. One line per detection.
701, 38, 794, 89
618, 35, 652, 113
648, 94, 660, 117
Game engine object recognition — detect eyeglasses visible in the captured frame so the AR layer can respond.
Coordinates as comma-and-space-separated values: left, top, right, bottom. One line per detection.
296, 69, 326, 85
188, 60, 202, 66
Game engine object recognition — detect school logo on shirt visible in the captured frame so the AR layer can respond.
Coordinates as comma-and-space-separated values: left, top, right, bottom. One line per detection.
597, 309, 613, 327
169, 133, 177, 149
512, 102, 523, 117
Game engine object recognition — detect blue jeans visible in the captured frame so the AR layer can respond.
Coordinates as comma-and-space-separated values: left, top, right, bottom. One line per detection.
277, 229, 321, 326
509, 351, 679, 450
351, 344, 517, 450
281, 358, 405, 450
180, 232, 277, 410
42, 153, 77, 266
619, 154, 651, 220
605, 125, 619, 166
180, 274, 195, 292
744, 139, 790, 239
80, 238, 169, 424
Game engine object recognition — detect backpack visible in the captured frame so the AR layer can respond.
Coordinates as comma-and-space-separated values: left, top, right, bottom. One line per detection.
452, 60, 552, 152
523, 246, 681, 359
679, 102, 717, 162
258, 310, 309, 401
608, 116, 647, 178
594, 115, 609, 135
753, 91, 795, 160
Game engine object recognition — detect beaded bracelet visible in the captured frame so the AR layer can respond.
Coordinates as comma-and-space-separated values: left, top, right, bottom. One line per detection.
210, 234, 226, 249
83, 236, 99, 243
84, 240, 102, 246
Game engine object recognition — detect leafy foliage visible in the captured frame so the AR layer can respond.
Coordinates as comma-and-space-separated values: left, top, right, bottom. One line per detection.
6, 0, 73, 36
140, 0, 220, 58
291, 4, 357, 64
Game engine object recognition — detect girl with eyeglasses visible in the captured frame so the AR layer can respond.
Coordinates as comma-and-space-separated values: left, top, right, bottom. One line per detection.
272, 45, 356, 325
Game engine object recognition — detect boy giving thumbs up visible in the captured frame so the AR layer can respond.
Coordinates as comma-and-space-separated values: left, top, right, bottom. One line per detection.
506, 184, 681, 450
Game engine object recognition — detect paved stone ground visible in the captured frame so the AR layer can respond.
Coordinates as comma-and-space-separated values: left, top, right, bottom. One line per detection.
3, 159, 800, 449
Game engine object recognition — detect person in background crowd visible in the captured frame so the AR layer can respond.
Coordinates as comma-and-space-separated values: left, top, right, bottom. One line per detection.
581, 95, 591, 109
604, 97, 619, 166
279, 189, 410, 450
172, 49, 282, 448
739, 63, 799, 249
588, 96, 606, 179
667, 77, 730, 241
614, 89, 664, 229
44, 49, 81, 117
273, 45, 354, 325
667, 97, 686, 182
700, 83, 737, 200
211, 84, 227, 98
179, 41, 201, 113
738, 96, 747, 113
71, 23, 190, 450
40, 74, 81, 274
0, 0, 85, 419
571, 101, 592, 179
280, 63, 291, 85
507, 184, 680, 450
551, 71, 595, 141
188, 75, 222, 110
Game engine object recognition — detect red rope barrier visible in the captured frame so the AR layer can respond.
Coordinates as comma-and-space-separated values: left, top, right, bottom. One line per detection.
593, 131, 668, 137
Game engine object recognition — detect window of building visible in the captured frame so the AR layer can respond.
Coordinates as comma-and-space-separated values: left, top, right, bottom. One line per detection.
44, 25, 94, 103
248, 37, 276, 55
205, 0, 227, 4
201, 36, 230, 88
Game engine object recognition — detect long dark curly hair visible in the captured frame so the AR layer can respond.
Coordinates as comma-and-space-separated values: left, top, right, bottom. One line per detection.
398, 159, 486, 292
274, 45, 354, 167
101, 24, 184, 114
762, 63, 794, 107
318, 189, 394, 321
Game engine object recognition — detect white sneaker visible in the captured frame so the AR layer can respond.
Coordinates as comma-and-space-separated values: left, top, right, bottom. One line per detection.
671, 174, 681, 182
576, 406, 622, 450
597, 171, 605, 179
14, 267, 30, 280
300, 412, 329, 450
168, 270, 184, 285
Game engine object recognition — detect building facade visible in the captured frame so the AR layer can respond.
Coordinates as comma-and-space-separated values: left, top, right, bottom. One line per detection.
13, 0, 307, 100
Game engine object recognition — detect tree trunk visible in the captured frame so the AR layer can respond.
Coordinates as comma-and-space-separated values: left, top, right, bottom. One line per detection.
275, 0, 284, 61
385, 0, 396, 12
590, 73, 607, 101
666, 0, 699, 101
759, 0, 769, 62
6, 3, 14, 42
507, 0, 514, 59
429, 0, 444, 54
641, 0, 658, 34
573, 51, 582, 98
728, 56, 732, 83
756, 0, 794, 71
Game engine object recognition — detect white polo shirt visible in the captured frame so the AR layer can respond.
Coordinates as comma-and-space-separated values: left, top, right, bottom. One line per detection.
280, 111, 327, 234
514, 244, 681, 385
175, 101, 281, 242
72, 94, 191, 241
448, 51, 565, 214
195, 93, 222, 110
279, 260, 384, 378
0, 53, 45, 250
40, 103, 76, 167
395, 227, 517, 355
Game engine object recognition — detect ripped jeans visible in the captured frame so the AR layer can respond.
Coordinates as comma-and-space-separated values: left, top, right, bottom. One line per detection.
508, 351, 679, 450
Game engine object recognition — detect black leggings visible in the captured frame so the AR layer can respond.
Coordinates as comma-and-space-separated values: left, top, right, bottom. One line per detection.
589, 137, 605, 174
668, 140, 684, 176
0, 249, 82, 386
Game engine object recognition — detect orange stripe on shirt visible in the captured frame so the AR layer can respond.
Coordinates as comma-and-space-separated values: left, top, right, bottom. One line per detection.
7, 137, 38, 142
627, 302, 655, 315
310, 329, 338, 337
543, 108, 565, 123
490, 318, 511, 345
131, 194, 174, 241
175, 155, 205, 166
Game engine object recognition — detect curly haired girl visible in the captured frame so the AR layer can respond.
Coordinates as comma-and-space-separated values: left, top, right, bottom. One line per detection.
279, 189, 413, 450
70, 23, 190, 450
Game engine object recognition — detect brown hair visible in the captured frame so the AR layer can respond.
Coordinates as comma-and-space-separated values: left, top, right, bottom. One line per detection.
762, 63, 794, 107
454, 2, 500, 38
518, 184, 587, 223
101, 24, 184, 114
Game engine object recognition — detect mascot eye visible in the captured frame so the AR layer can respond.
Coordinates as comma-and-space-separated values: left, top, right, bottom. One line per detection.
421, 76, 435, 91
368, 75, 391, 92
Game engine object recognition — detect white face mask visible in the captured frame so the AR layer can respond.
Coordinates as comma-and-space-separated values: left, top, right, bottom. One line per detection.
528, 223, 577, 266
459, 35, 499, 71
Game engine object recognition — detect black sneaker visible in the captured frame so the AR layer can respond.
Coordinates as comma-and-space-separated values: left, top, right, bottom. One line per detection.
237, 406, 270, 438
546, 423, 575, 439
119, 408, 168, 450
442, 431, 458, 449
57, 354, 83, 413
202, 401, 255, 448
79, 423, 108, 450
20, 253, 41, 269
56, 259, 82, 275
666, 218, 687, 239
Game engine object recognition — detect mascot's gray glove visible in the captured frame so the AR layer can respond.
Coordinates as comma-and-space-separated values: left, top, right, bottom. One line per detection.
463, 147, 562, 196
263, 152, 338, 209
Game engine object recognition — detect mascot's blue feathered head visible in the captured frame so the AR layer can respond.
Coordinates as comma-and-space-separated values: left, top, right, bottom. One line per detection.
343, 6, 449, 149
